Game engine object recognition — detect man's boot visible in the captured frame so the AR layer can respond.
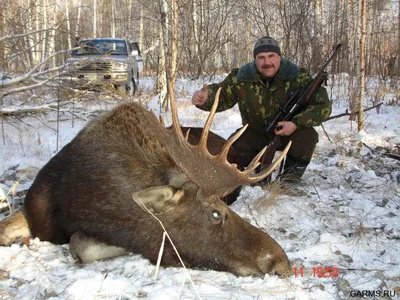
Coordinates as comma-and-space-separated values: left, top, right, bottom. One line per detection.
280, 155, 309, 183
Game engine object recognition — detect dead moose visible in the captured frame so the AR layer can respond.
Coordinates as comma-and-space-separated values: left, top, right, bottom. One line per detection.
0, 88, 292, 277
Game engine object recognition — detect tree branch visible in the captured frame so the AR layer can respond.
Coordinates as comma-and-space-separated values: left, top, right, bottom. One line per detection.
362, 142, 400, 161
326, 103, 383, 121
0, 26, 59, 43
0, 103, 71, 117
0, 105, 55, 117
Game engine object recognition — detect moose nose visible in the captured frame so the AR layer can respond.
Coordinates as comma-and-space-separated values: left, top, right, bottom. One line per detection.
256, 252, 293, 276
272, 256, 293, 276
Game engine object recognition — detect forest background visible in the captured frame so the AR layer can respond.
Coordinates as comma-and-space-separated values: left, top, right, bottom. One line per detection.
1, 0, 400, 117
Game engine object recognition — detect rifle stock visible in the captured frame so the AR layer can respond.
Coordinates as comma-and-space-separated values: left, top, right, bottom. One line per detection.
260, 136, 282, 173
261, 43, 342, 171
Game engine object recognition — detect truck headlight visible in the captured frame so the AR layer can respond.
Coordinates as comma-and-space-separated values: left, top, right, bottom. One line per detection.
65, 61, 83, 72
113, 62, 127, 70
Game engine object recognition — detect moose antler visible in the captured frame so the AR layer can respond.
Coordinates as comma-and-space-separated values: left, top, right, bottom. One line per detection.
161, 84, 291, 197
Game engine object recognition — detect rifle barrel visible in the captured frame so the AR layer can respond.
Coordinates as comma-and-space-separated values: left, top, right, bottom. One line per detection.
264, 43, 342, 136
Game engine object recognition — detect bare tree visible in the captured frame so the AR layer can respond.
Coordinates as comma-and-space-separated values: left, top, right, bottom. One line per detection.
111, 0, 116, 38
358, 0, 367, 131
158, 0, 168, 107
65, 0, 72, 50
0, 0, 399, 113
93, 0, 97, 37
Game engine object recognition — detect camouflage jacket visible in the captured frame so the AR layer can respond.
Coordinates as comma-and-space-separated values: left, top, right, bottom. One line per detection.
196, 58, 332, 133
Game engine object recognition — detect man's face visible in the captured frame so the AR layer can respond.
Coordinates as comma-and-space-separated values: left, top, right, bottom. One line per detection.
255, 52, 281, 78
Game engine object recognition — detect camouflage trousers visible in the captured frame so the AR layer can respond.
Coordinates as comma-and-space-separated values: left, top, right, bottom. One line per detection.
229, 126, 319, 171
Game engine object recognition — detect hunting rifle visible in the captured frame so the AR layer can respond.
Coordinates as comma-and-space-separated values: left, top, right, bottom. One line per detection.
261, 43, 343, 173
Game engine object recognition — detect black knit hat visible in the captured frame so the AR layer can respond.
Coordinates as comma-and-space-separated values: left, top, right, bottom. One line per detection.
253, 36, 281, 58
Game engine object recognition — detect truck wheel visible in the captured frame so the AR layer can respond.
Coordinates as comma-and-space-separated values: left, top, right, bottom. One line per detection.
126, 77, 136, 96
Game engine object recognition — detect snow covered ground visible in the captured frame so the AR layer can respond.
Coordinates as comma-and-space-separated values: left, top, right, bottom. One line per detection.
0, 77, 399, 299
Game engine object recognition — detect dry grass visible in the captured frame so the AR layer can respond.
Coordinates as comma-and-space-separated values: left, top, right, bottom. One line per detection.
254, 180, 283, 212
346, 216, 378, 253
0, 169, 32, 215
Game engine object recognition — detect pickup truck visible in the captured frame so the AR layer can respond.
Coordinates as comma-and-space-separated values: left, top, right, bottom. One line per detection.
65, 38, 140, 95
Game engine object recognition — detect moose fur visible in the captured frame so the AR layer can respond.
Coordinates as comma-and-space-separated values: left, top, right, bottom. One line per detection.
0, 99, 292, 277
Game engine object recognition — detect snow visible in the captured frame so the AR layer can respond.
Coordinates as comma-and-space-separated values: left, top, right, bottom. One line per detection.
0, 77, 399, 299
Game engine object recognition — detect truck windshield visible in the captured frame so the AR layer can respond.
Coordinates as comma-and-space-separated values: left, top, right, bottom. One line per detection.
72, 39, 128, 56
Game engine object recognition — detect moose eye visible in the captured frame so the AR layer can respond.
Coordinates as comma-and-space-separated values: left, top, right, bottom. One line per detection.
210, 210, 222, 224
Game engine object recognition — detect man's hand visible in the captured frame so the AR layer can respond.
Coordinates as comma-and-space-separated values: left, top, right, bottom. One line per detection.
191, 83, 208, 106
274, 121, 297, 136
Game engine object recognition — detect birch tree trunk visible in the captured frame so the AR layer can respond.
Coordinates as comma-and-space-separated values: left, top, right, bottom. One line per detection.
193, 0, 199, 48
111, 0, 116, 38
75, 0, 82, 40
139, 3, 144, 49
93, 0, 97, 37
41, 0, 49, 70
128, 0, 133, 36
313, 0, 322, 71
65, 0, 72, 49
337, 0, 349, 73
192, 0, 203, 76
157, 0, 168, 108
170, 0, 178, 94
0, 3, 3, 65
358, 0, 367, 131
222, 0, 231, 70
26, 2, 35, 67
35, 0, 41, 63
49, 0, 56, 65
348, 0, 360, 121
139, 3, 145, 69
159, 0, 178, 109
244, 8, 252, 63
398, 0, 400, 74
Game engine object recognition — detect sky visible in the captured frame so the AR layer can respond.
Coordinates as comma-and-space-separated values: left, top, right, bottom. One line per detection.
0, 77, 399, 300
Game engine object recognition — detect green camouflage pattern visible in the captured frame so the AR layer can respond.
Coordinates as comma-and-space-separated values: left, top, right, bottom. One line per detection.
196, 58, 331, 132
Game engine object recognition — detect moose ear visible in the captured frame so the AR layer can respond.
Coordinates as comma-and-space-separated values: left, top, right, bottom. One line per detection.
132, 186, 185, 214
